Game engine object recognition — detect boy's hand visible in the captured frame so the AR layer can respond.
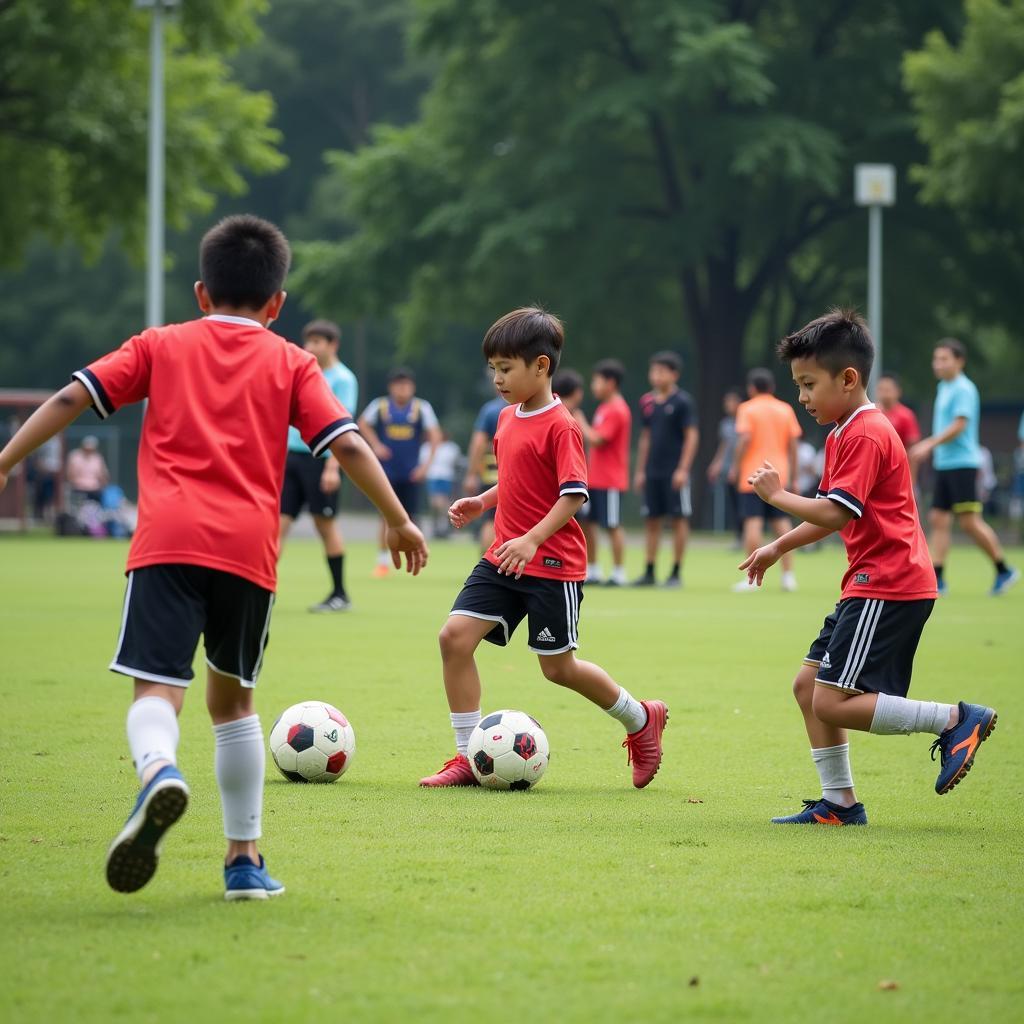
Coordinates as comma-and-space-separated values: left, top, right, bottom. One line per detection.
372, 442, 393, 461
386, 521, 429, 575
738, 542, 781, 587
672, 466, 689, 490
448, 496, 484, 529
493, 535, 538, 579
320, 462, 341, 493
748, 460, 783, 503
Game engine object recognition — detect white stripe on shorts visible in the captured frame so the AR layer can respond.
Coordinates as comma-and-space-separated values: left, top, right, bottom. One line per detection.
837, 599, 884, 690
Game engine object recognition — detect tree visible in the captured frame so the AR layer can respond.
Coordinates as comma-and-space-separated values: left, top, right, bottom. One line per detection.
0, 0, 284, 263
295, 0, 965, 494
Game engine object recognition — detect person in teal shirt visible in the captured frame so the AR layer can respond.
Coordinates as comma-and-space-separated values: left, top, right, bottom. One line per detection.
279, 319, 359, 611
910, 338, 1017, 596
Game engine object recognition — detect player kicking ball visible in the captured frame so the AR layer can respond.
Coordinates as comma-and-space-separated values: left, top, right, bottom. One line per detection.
739, 309, 997, 826
419, 307, 668, 789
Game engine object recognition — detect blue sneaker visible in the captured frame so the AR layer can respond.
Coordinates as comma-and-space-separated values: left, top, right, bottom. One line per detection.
106, 765, 189, 893
936, 577, 948, 597
224, 855, 286, 901
931, 701, 997, 794
771, 798, 868, 826
991, 566, 1019, 597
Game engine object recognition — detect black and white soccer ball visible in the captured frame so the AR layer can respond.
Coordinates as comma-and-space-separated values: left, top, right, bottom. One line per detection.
467, 709, 550, 790
269, 701, 356, 783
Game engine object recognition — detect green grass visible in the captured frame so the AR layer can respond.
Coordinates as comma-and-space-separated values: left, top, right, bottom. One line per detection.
1, 535, 1022, 1023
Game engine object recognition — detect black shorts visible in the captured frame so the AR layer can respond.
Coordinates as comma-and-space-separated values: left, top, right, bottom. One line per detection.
738, 491, 789, 522
931, 468, 981, 514
804, 598, 934, 696
111, 565, 275, 688
642, 477, 692, 519
585, 489, 625, 529
390, 478, 421, 518
281, 450, 340, 519
450, 559, 583, 655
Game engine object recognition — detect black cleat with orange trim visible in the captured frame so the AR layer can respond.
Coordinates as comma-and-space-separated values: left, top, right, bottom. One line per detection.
771, 798, 868, 826
931, 701, 997, 795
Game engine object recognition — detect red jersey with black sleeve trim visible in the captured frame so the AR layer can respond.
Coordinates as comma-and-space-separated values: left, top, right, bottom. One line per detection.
72, 314, 355, 592
485, 397, 588, 581
588, 394, 631, 491
817, 404, 936, 601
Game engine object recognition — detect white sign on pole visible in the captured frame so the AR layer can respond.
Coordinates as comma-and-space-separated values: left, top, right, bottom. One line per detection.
854, 164, 896, 207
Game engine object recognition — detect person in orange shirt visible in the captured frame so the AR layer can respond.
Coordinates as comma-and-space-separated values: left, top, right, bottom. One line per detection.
730, 368, 802, 592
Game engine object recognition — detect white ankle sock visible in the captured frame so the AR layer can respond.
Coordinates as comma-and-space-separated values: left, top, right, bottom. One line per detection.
451, 710, 481, 756
811, 743, 854, 804
611, 566, 628, 585
587, 563, 604, 581
869, 694, 954, 736
605, 687, 647, 734
213, 715, 264, 841
126, 696, 179, 781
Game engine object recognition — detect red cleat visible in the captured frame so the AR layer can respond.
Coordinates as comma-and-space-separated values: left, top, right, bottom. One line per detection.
418, 754, 479, 788
622, 700, 668, 788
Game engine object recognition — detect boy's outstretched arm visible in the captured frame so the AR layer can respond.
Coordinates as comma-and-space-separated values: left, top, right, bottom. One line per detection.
493, 494, 585, 579
0, 382, 93, 492
328, 431, 429, 575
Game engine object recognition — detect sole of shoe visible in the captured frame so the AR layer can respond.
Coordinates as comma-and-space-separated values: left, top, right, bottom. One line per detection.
106, 782, 189, 893
937, 712, 997, 795
634, 705, 669, 789
224, 885, 286, 902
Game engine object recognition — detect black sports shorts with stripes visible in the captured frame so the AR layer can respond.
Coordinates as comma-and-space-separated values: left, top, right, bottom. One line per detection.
449, 559, 583, 656
111, 564, 275, 688
804, 597, 935, 697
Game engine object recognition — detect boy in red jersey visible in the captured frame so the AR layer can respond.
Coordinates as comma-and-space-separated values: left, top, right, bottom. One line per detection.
739, 309, 997, 825
0, 215, 428, 897
578, 359, 631, 586
419, 308, 668, 789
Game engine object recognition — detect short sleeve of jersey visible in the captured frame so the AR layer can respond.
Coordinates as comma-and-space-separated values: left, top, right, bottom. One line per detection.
677, 393, 694, 430
555, 424, 589, 502
291, 357, 356, 457
950, 380, 974, 421
640, 394, 654, 429
825, 435, 883, 519
418, 400, 439, 431
734, 403, 751, 436
331, 369, 358, 415
72, 334, 153, 419
594, 401, 626, 444
361, 397, 383, 428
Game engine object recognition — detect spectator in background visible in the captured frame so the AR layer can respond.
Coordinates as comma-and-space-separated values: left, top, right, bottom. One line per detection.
707, 388, 743, 541
66, 435, 109, 503
731, 368, 801, 593
876, 372, 921, 449
464, 392, 506, 553
1011, 411, 1024, 536
359, 367, 441, 576
910, 338, 1017, 596
33, 435, 62, 522
421, 431, 461, 538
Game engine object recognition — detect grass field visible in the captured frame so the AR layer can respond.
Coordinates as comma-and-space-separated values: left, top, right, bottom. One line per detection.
1, 534, 1022, 1023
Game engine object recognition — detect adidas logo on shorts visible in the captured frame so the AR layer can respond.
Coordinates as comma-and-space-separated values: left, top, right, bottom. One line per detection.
535, 627, 557, 644
820, 651, 832, 669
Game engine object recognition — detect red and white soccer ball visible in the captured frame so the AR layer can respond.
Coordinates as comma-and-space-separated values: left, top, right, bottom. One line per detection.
269, 701, 356, 783
468, 709, 550, 790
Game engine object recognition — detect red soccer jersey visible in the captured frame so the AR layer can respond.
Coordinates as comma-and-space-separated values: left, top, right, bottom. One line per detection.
817, 404, 937, 601
73, 314, 355, 592
880, 401, 921, 448
587, 394, 631, 491
486, 397, 588, 581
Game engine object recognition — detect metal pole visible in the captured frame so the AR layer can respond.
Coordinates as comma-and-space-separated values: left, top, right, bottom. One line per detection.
145, 2, 166, 328
867, 204, 882, 398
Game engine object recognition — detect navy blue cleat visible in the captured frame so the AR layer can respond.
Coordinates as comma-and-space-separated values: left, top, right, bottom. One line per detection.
990, 566, 1019, 597
931, 701, 997, 795
771, 798, 868, 826
106, 764, 190, 893
224, 855, 285, 901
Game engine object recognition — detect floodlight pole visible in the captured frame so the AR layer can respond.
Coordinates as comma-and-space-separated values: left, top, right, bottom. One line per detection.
136, 0, 178, 328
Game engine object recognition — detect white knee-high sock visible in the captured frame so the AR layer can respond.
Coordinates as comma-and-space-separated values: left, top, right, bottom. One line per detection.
126, 696, 179, 781
213, 715, 264, 841
869, 694, 954, 736
605, 687, 647, 734
811, 743, 854, 804
451, 710, 481, 756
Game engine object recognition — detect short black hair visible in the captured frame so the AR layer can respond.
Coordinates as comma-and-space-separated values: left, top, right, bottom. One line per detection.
777, 308, 874, 384
747, 367, 775, 394
388, 366, 415, 384
303, 319, 341, 344
199, 214, 291, 309
592, 359, 625, 386
935, 337, 967, 362
482, 307, 564, 376
552, 368, 584, 398
650, 351, 682, 374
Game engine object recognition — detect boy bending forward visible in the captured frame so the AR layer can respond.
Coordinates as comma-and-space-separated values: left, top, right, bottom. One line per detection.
740, 309, 997, 825
420, 308, 668, 788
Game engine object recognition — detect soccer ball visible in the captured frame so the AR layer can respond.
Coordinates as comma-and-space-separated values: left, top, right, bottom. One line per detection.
468, 709, 549, 790
269, 701, 356, 783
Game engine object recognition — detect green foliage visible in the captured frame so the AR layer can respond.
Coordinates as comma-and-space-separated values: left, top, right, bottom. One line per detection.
0, 0, 283, 262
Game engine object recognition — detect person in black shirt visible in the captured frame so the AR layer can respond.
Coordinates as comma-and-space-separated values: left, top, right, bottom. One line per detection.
633, 352, 699, 587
